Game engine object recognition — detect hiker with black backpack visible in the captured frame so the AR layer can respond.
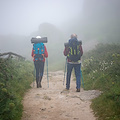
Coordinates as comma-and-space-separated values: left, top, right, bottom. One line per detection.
31, 36, 48, 88
63, 34, 83, 92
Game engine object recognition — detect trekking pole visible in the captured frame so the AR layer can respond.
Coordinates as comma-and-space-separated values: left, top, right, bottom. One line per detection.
80, 70, 84, 89
33, 64, 35, 88
46, 58, 49, 88
63, 57, 67, 85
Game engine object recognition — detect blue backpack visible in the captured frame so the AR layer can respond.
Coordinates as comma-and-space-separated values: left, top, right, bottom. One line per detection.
33, 43, 45, 61
67, 38, 81, 62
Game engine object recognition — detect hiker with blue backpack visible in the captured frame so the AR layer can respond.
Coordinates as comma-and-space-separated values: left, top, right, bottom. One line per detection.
63, 34, 83, 92
31, 36, 48, 88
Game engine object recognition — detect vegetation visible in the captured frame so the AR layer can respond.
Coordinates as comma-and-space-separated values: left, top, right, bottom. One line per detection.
82, 43, 120, 120
0, 58, 33, 120
1, 43, 120, 120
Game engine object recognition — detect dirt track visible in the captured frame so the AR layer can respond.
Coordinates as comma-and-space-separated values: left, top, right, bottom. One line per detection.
22, 71, 101, 120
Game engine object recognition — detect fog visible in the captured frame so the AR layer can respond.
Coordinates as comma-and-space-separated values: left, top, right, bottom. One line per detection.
0, 0, 120, 70
0, 0, 83, 35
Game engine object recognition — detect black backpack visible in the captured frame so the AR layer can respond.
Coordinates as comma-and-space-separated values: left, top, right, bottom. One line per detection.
67, 38, 81, 62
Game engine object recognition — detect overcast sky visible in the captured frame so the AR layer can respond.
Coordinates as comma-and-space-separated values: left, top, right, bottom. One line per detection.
0, 0, 83, 35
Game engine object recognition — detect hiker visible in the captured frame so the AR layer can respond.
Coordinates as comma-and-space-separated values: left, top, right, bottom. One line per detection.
31, 36, 48, 88
63, 34, 83, 92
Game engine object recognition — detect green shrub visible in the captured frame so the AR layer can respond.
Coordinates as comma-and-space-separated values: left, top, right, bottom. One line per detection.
82, 43, 120, 120
0, 58, 33, 120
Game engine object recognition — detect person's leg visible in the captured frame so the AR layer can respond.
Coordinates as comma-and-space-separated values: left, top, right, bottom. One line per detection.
34, 61, 39, 88
39, 61, 45, 88
74, 63, 81, 92
66, 63, 73, 90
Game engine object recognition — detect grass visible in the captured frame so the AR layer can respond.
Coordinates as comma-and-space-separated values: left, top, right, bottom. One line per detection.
0, 58, 33, 120
82, 43, 120, 120
0, 43, 120, 120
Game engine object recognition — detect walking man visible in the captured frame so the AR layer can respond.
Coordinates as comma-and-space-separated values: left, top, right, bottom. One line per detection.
63, 34, 83, 92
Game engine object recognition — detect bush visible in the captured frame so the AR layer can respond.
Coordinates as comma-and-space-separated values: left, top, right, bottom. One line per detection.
82, 43, 120, 120
0, 58, 33, 120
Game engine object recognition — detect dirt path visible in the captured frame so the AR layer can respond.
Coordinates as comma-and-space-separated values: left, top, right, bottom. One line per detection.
22, 71, 101, 120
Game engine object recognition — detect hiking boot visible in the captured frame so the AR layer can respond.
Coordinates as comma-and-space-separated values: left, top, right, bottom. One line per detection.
36, 78, 39, 88
61, 88, 69, 93
39, 82, 42, 88
37, 83, 39, 88
63, 88, 69, 91
39, 76, 42, 88
76, 89, 80, 92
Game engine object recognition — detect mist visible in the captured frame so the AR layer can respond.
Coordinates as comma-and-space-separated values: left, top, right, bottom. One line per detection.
0, 0, 83, 35
0, 0, 120, 70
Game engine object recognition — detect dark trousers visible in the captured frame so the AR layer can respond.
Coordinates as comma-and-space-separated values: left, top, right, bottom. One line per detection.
66, 63, 81, 89
34, 60, 44, 85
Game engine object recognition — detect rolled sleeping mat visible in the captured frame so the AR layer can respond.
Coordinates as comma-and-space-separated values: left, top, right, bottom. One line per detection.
31, 37, 48, 43
64, 40, 82, 47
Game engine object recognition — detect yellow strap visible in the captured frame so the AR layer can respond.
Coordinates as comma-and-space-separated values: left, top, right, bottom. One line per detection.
70, 47, 73, 55
74, 49, 76, 55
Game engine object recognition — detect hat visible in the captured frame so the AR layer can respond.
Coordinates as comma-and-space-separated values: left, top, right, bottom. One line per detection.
36, 36, 41, 38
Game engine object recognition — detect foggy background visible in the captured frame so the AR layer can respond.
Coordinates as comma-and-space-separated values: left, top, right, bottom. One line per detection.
0, 0, 120, 70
